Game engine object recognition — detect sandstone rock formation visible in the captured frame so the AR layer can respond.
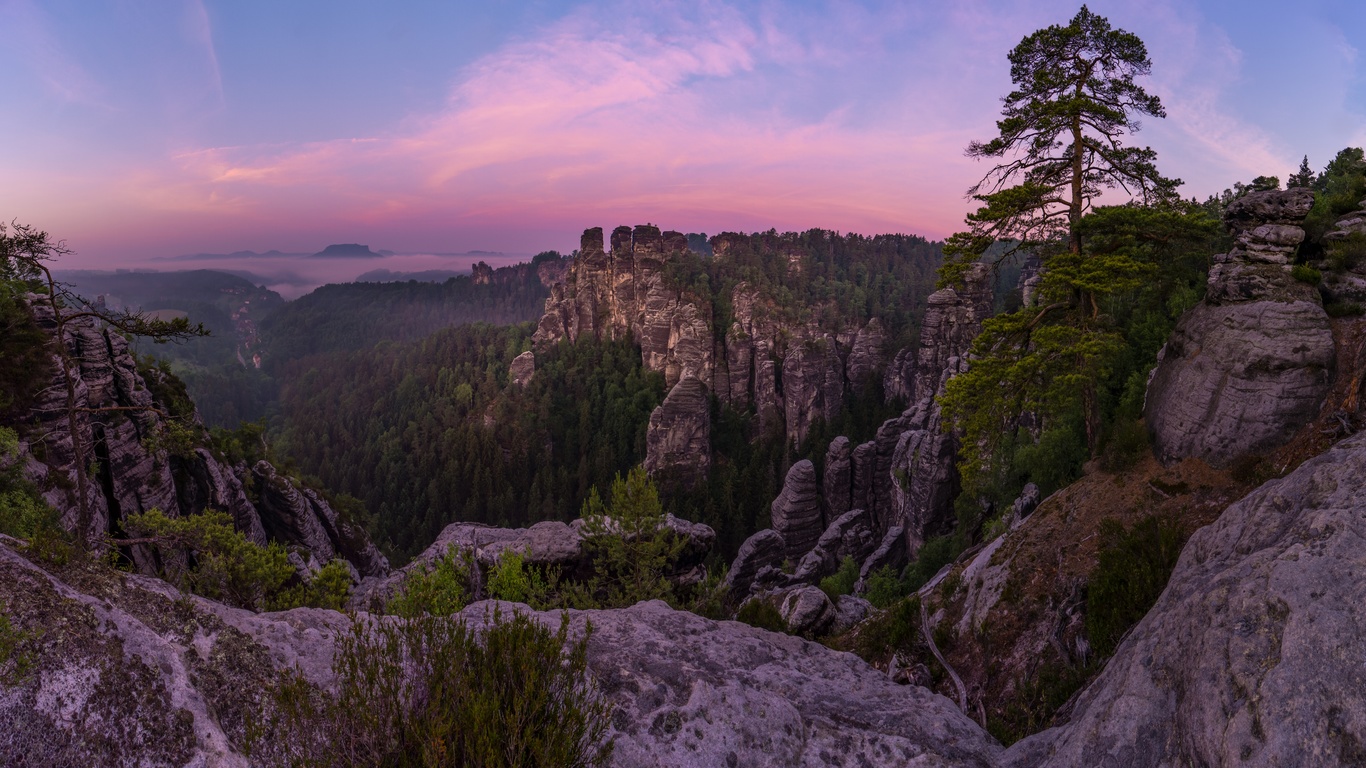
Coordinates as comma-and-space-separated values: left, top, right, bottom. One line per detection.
769, 460, 823, 561
720, 529, 786, 598
532, 225, 711, 389
643, 376, 711, 487
17, 297, 388, 581
535, 228, 901, 454
1147, 188, 1334, 467
792, 507, 878, 584
508, 350, 535, 386
822, 436, 853, 520
1005, 430, 1366, 766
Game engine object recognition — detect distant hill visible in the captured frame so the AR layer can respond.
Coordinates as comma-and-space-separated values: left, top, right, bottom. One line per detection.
311, 243, 383, 258
259, 258, 559, 368
355, 269, 466, 283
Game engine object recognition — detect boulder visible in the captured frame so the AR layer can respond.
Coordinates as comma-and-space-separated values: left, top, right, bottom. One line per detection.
721, 529, 786, 599
1147, 187, 1334, 467
770, 460, 823, 561
1005, 430, 1366, 766
778, 584, 837, 635
643, 376, 711, 487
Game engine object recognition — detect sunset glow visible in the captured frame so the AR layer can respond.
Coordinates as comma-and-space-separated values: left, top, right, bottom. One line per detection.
2, 0, 1362, 270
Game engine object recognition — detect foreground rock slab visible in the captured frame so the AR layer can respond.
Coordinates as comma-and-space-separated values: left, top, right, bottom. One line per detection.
1006, 430, 1366, 766
546, 599, 1001, 768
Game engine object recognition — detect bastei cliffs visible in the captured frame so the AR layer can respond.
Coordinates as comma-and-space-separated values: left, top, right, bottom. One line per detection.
531, 224, 993, 596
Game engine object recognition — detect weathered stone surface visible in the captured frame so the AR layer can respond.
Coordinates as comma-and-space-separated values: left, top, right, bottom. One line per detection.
0, 542, 1002, 768
770, 460, 823, 561
782, 336, 844, 447
1007, 482, 1042, 529
778, 584, 837, 635
846, 318, 886, 395
1006, 431, 1366, 767
792, 508, 878, 584
721, 529, 786, 599
18, 296, 387, 581
1223, 186, 1315, 229
1147, 299, 1333, 467
508, 350, 535, 386
644, 376, 711, 487
252, 461, 389, 578
882, 346, 917, 404
859, 525, 908, 584
822, 436, 853, 520
363, 515, 716, 607
831, 594, 873, 635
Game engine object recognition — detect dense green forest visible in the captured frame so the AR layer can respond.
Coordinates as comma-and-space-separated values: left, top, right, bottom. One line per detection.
259, 256, 556, 367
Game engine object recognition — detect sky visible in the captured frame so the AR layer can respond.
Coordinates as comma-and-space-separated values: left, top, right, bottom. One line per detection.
2, 0, 1364, 277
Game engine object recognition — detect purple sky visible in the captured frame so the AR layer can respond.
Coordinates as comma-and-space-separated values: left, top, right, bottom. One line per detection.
2, 0, 1363, 276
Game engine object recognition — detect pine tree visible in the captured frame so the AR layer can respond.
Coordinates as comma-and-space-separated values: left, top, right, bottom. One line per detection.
942, 5, 1179, 282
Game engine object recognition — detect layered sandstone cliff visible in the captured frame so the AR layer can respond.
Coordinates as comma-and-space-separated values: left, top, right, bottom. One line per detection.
16, 297, 388, 581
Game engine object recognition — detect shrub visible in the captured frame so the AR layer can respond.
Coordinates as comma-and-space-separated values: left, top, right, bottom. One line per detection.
255, 609, 613, 767
485, 549, 549, 607
905, 535, 960, 591
1326, 300, 1365, 318
863, 565, 909, 609
819, 556, 859, 600
1100, 417, 1150, 472
578, 467, 686, 607
987, 661, 1096, 745
1084, 515, 1186, 657
386, 546, 474, 618
736, 599, 786, 633
0, 600, 37, 685
1290, 264, 1322, 285
853, 595, 921, 662
121, 508, 348, 611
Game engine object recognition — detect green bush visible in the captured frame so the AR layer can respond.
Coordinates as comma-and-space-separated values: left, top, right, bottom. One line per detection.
736, 599, 786, 633
1326, 300, 1365, 318
987, 661, 1096, 745
819, 556, 859, 600
853, 595, 921, 662
255, 609, 613, 767
578, 467, 686, 608
863, 565, 910, 609
0, 427, 73, 564
1100, 417, 1150, 472
485, 549, 549, 607
0, 600, 37, 685
386, 546, 474, 618
1084, 516, 1186, 657
905, 535, 961, 591
121, 508, 349, 612
1290, 264, 1322, 285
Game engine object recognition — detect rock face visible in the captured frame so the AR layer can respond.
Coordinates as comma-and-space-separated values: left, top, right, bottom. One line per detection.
571, 600, 1001, 767
1147, 188, 1334, 467
535, 228, 899, 454
792, 507, 878, 584
643, 376, 711, 487
728, 264, 994, 597
533, 225, 711, 389
508, 350, 535, 386
1006, 430, 1366, 767
17, 297, 388, 581
720, 529, 786, 598
0, 540, 1002, 767
769, 460, 823, 561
